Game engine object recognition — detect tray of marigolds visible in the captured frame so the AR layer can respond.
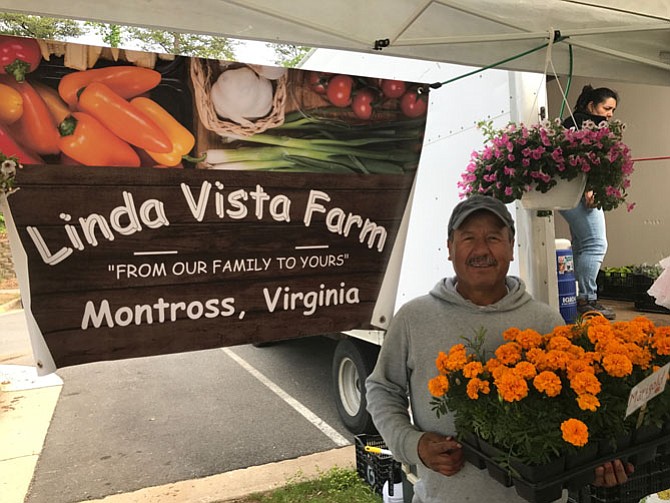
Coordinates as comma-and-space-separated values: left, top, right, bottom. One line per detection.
190, 60, 429, 176
461, 432, 670, 503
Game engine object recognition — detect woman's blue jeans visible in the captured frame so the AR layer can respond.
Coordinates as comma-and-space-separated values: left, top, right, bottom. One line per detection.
559, 200, 607, 302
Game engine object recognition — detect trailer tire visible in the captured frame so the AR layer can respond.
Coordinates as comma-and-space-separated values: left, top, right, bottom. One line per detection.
332, 338, 379, 434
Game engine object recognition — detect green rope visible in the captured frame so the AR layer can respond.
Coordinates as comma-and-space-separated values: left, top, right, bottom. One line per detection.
559, 44, 574, 119
429, 35, 569, 89
430, 39, 558, 89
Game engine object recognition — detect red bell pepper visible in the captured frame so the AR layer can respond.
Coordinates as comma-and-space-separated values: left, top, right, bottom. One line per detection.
0, 35, 41, 82
0, 123, 42, 165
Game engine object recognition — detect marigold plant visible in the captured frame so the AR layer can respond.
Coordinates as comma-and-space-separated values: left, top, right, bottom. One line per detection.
429, 316, 670, 466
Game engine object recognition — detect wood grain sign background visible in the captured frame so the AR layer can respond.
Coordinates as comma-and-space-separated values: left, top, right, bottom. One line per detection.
2, 38, 427, 369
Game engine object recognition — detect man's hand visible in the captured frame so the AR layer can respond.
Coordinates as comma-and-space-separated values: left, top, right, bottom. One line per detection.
418, 432, 464, 476
592, 459, 634, 487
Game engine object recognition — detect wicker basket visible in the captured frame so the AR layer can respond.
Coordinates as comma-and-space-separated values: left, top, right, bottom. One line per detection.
190, 58, 288, 137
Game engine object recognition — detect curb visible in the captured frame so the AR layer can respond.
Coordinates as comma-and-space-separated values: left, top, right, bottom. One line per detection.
0, 289, 21, 314
82, 445, 356, 502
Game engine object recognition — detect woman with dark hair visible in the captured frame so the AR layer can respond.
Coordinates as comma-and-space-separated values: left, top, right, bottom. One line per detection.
560, 85, 619, 320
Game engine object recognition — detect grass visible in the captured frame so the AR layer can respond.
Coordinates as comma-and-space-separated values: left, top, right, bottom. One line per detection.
223, 467, 383, 503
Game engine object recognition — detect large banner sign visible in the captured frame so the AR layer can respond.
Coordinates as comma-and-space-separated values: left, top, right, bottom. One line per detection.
0, 37, 428, 372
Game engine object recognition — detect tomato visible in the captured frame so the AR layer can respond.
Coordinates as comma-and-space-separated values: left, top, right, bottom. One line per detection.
307, 71, 329, 95
381, 79, 406, 99
326, 74, 353, 107
351, 88, 375, 120
400, 89, 428, 118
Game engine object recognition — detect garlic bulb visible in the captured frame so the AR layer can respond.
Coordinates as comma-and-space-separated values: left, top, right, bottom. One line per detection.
210, 67, 274, 125
248, 64, 288, 80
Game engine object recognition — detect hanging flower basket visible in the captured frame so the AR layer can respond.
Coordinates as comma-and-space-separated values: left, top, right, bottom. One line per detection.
520, 172, 587, 210
458, 119, 635, 212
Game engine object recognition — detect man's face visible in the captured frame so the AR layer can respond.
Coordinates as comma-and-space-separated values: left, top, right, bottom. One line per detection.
448, 211, 514, 298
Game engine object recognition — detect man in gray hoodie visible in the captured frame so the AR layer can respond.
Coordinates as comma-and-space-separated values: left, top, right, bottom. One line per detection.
365, 195, 632, 503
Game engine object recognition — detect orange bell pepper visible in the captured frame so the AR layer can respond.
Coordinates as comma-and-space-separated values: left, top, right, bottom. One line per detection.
0, 82, 23, 124
58, 66, 161, 108
32, 81, 70, 124
58, 113, 140, 167
77, 82, 172, 154
0, 75, 60, 155
130, 97, 196, 167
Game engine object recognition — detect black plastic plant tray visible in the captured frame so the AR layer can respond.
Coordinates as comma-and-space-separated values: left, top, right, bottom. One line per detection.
461, 434, 670, 503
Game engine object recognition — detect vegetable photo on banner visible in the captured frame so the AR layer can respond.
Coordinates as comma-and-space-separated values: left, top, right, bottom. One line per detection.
58, 66, 162, 107
76, 82, 173, 153
58, 112, 141, 167
0, 74, 60, 155
0, 35, 41, 82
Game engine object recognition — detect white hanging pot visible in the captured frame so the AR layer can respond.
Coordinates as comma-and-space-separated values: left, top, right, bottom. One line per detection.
520, 173, 587, 210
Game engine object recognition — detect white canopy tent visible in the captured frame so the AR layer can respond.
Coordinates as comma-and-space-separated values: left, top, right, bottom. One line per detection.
1, 0, 668, 86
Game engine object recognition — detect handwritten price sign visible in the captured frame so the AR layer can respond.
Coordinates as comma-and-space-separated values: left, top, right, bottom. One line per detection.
625, 363, 670, 418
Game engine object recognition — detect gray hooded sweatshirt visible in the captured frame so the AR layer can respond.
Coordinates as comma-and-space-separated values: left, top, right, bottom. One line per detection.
366, 276, 566, 503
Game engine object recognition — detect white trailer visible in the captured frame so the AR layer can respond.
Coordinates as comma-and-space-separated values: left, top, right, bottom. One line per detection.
295, 48, 553, 433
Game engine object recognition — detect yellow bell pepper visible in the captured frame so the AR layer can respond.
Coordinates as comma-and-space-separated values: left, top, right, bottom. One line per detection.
32, 81, 70, 124
130, 97, 197, 167
0, 82, 23, 124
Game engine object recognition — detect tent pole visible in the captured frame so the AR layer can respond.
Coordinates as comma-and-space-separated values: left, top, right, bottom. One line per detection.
567, 40, 670, 71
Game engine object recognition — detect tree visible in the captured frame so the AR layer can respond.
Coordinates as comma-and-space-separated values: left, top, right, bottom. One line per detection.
0, 13, 83, 39
124, 27, 237, 60
85, 22, 124, 48
269, 43, 312, 67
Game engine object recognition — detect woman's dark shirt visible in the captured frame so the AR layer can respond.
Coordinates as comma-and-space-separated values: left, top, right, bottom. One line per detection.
562, 111, 607, 129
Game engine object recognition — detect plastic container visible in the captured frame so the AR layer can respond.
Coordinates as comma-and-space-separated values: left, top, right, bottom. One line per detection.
556, 239, 577, 323
354, 434, 402, 496
382, 480, 404, 502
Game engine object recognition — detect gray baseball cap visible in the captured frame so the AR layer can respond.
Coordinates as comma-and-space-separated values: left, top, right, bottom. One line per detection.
448, 195, 515, 239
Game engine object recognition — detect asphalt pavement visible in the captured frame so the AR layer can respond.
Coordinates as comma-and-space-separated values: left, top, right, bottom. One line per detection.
0, 304, 357, 503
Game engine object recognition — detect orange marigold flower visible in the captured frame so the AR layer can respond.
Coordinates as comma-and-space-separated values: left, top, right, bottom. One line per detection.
543, 349, 572, 371
566, 359, 595, 380
436, 351, 450, 374
601, 353, 633, 377
514, 361, 537, 380
463, 361, 484, 379
496, 368, 529, 402
503, 327, 521, 342
561, 418, 589, 447
653, 335, 670, 356
446, 344, 468, 371
551, 324, 576, 340
526, 348, 546, 368
516, 329, 543, 350
495, 342, 522, 365
533, 371, 562, 397
490, 364, 508, 381
428, 375, 450, 397
547, 335, 572, 351
631, 316, 655, 334
625, 343, 652, 369
570, 371, 602, 395
466, 377, 491, 399
587, 322, 613, 345
577, 393, 601, 412
486, 358, 504, 373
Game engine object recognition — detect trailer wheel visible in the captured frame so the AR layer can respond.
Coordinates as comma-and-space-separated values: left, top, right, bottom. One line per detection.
332, 338, 379, 434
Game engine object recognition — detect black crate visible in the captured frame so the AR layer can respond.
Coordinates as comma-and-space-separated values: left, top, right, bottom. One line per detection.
632, 274, 670, 314
597, 270, 636, 301
568, 450, 670, 503
355, 434, 402, 496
